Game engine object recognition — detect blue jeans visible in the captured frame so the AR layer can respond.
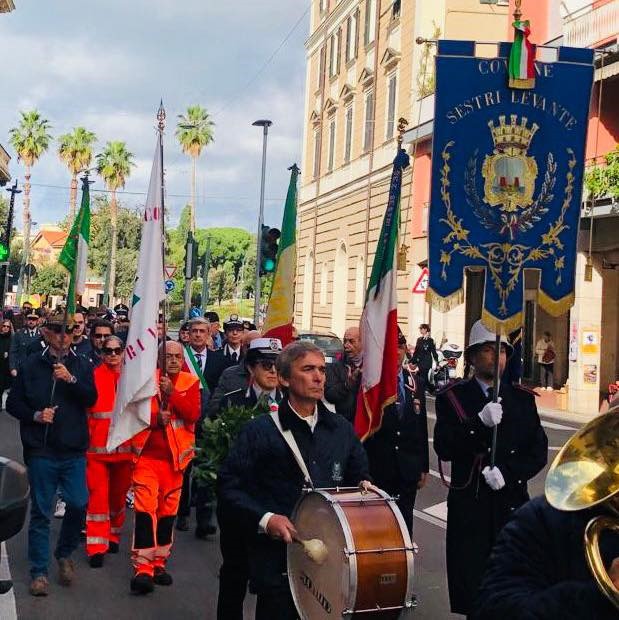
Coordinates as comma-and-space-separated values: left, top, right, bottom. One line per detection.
27, 456, 88, 578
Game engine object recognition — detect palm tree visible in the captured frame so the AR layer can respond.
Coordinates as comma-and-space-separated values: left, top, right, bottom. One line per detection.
175, 105, 215, 232
9, 110, 52, 300
58, 127, 97, 220
95, 141, 135, 305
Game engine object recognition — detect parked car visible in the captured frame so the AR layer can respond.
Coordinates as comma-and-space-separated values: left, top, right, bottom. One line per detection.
297, 331, 344, 364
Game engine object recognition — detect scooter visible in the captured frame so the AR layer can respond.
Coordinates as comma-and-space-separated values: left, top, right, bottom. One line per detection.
427, 343, 463, 392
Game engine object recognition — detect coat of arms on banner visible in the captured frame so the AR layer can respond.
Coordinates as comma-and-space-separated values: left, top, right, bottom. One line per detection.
427, 40, 594, 333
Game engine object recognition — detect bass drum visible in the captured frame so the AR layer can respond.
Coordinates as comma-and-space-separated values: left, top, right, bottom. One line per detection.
287, 487, 415, 619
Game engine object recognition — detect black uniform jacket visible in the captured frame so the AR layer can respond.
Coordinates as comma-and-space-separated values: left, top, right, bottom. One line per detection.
473, 496, 619, 620
433, 377, 548, 614
221, 386, 283, 410
206, 362, 249, 420
365, 368, 429, 487
217, 398, 369, 593
205, 346, 241, 393
411, 336, 438, 373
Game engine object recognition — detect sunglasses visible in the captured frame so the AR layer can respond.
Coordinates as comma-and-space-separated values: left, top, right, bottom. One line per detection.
257, 359, 276, 371
93, 333, 110, 339
102, 347, 123, 355
1, 325, 10, 329
47, 324, 76, 334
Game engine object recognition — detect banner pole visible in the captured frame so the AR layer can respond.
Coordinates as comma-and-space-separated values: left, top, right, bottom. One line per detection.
490, 332, 502, 467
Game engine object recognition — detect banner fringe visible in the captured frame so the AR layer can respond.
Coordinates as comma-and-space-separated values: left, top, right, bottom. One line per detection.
537, 289, 574, 317
425, 286, 464, 314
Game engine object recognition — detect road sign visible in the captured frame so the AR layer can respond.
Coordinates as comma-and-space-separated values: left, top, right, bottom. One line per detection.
164, 265, 177, 279
412, 267, 429, 294
164, 279, 175, 294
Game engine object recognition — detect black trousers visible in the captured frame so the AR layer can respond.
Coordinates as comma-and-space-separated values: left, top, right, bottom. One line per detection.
216, 512, 249, 620
376, 480, 418, 538
255, 587, 297, 620
177, 461, 212, 527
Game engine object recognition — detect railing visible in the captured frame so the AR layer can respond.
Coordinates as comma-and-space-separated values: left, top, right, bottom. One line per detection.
564, 2, 619, 49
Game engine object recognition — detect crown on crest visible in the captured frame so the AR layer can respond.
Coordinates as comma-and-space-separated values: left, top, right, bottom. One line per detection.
488, 114, 539, 156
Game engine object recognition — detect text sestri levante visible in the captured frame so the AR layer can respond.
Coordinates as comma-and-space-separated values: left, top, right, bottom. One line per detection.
445, 60, 578, 131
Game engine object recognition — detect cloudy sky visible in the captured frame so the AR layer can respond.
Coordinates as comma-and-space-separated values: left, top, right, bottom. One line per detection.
0, 0, 309, 232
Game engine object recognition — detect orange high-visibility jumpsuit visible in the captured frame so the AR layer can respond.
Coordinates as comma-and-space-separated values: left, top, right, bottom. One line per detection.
86, 363, 134, 557
130, 370, 200, 577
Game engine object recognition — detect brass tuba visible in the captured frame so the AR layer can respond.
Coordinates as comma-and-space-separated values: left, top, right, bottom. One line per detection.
545, 406, 619, 610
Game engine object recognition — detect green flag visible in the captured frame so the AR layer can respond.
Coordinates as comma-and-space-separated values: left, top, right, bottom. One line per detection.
59, 179, 91, 315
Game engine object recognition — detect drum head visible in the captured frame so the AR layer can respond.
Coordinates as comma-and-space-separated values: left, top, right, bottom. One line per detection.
287, 491, 352, 619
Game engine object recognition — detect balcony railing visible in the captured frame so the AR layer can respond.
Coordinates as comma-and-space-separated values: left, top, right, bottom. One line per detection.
564, 2, 619, 49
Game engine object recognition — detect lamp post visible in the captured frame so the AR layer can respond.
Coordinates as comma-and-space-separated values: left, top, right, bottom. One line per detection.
252, 119, 272, 327
2, 180, 21, 309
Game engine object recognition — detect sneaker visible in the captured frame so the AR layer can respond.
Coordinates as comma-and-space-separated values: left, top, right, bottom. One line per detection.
54, 499, 66, 519
107, 542, 120, 554
57, 557, 74, 586
29, 576, 49, 597
153, 567, 173, 586
130, 573, 154, 595
175, 516, 189, 532
88, 553, 104, 568
195, 524, 217, 539
126, 490, 134, 509
547, 386, 554, 392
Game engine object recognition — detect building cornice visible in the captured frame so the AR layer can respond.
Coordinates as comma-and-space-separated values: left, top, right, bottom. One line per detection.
306, 0, 357, 52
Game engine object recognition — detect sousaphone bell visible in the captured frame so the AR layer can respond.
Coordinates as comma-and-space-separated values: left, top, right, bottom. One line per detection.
545, 406, 619, 610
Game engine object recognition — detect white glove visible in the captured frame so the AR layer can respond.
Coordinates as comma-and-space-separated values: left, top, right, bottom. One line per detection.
482, 466, 506, 491
478, 398, 503, 427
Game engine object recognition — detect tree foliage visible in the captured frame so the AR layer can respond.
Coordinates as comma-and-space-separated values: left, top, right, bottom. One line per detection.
58, 127, 97, 175
585, 145, 619, 201
175, 105, 215, 159
31, 263, 67, 295
9, 110, 52, 167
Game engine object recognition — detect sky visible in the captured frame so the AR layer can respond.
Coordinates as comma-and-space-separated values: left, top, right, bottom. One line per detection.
0, 0, 310, 233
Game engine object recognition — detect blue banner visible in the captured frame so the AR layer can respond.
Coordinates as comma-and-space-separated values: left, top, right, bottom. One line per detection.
427, 41, 594, 332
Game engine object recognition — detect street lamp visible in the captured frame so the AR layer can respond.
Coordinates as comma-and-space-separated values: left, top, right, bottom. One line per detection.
252, 119, 272, 326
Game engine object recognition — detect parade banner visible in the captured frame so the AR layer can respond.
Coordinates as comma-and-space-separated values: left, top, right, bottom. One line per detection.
354, 148, 409, 441
262, 164, 299, 346
427, 41, 594, 333
107, 133, 165, 450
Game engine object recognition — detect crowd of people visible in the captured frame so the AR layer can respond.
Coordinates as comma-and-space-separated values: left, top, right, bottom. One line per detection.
1, 299, 617, 618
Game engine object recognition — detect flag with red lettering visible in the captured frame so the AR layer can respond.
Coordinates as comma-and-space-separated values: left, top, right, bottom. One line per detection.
107, 133, 165, 450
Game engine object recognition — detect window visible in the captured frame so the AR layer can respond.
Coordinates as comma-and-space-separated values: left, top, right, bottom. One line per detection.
386, 73, 397, 139
319, 0, 328, 14
344, 106, 353, 164
327, 118, 336, 172
329, 31, 341, 77
363, 89, 374, 152
392, 0, 401, 19
364, 0, 376, 46
317, 45, 326, 91
320, 262, 328, 306
301, 250, 314, 330
346, 11, 359, 62
313, 128, 321, 179
354, 255, 365, 307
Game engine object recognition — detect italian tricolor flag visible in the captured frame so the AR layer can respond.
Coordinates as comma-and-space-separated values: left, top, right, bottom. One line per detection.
262, 164, 299, 346
354, 149, 409, 441
59, 178, 91, 316
509, 20, 536, 89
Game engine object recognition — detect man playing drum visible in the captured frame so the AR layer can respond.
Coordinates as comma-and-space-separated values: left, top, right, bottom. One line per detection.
217, 341, 372, 619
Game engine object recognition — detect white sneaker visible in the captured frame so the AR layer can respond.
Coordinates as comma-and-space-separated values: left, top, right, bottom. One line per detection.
54, 499, 66, 519
547, 386, 554, 392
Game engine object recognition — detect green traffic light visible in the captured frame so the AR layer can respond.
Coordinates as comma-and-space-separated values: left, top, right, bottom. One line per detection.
0, 243, 8, 262
263, 258, 276, 272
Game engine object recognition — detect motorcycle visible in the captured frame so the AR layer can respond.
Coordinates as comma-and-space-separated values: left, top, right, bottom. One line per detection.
427, 343, 463, 392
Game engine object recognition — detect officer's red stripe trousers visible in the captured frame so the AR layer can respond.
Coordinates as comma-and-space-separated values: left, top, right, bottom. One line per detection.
86, 456, 133, 556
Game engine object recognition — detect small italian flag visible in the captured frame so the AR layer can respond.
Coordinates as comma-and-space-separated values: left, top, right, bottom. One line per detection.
354, 148, 409, 441
509, 20, 535, 89
262, 164, 299, 346
59, 178, 91, 316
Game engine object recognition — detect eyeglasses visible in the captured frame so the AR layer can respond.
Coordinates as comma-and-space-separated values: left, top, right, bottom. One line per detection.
257, 359, 276, 371
46, 324, 75, 334
93, 333, 110, 339
102, 347, 123, 355
1, 325, 10, 329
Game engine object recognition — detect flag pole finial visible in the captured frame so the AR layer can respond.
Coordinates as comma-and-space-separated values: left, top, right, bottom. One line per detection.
514, 0, 522, 21
157, 100, 166, 132
397, 117, 408, 148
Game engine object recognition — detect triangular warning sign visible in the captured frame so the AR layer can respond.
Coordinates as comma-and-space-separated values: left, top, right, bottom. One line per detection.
412, 267, 429, 294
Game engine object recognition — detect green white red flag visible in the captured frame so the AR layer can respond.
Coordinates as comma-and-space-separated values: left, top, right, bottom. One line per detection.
262, 164, 299, 346
509, 20, 536, 89
58, 177, 91, 316
354, 148, 409, 441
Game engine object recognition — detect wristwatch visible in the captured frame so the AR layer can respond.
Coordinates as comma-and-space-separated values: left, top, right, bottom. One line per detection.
69, 375, 77, 384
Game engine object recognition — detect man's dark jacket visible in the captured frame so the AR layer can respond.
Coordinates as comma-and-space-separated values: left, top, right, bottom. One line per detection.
365, 368, 429, 487
204, 347, 240, 393
206, 362, 249, 419
9, 328, 43, 372
217, 398, 369, 593
472, 496, 619, 620
7, 348, 97, 461
324, 357, 361, 422
434, 378, 548, 615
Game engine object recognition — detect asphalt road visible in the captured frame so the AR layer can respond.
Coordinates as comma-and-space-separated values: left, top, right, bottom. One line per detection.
0, 399, 582, 620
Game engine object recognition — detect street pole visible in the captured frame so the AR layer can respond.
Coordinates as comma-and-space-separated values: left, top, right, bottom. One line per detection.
2, 180, 21, 309
252, 119, 272, 327
201, 235, 211, 313
183, 230, 195, 320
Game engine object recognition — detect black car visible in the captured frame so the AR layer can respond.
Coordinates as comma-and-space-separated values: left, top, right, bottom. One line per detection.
297, 331, 344, 364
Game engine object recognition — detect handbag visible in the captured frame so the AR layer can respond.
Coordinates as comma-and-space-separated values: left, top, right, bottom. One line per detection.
542, 348, 556, 364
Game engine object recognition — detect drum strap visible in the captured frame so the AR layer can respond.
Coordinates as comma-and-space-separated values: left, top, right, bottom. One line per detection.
270, 412, 314, 489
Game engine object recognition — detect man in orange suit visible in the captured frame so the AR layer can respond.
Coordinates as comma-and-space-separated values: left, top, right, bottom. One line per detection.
86, 336, 133, 568
129, 340, 201, 594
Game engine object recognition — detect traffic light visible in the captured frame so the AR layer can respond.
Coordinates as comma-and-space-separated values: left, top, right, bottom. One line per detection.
184, 231, 199, 279
0, 241, 8, 262
259, 226, 280, 276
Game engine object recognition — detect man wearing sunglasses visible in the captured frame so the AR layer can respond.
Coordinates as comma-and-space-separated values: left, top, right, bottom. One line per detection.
7, 313, 97, 597
216, 337, 283, 620
87, 319, 114, 367
85, 336, 133, 569
10, 311, 44, 377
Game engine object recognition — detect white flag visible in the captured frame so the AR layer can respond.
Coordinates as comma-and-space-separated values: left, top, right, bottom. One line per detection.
107, 133, 165, 450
